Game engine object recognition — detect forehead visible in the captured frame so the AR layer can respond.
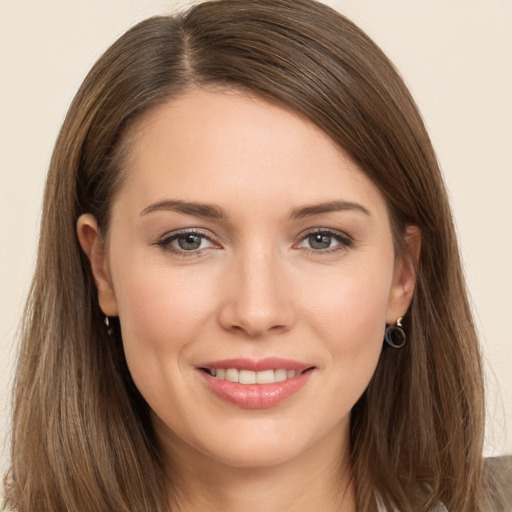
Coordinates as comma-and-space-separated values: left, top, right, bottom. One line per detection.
115, 87, 388, 220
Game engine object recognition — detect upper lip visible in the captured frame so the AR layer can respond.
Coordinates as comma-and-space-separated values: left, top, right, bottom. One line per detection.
197, 357, 313, 372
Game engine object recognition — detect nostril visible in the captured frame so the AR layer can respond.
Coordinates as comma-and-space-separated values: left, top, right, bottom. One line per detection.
268, 324, 289, 333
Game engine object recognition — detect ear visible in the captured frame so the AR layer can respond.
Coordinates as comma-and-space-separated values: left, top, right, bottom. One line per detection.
77, 214, 119, 316
386, 225, 421, 323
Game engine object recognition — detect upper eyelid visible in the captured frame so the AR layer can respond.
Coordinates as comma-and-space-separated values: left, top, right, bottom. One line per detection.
155, 228, 220, 249
159, 228, 215, 241
297, 227, 352, 240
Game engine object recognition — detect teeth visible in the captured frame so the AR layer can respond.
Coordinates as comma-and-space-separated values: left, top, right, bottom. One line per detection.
256, 369, 274, 384
225, 368, 239, 383
274, 369, 287, 382
208, 368, 300, 384
239, 370, 256, 384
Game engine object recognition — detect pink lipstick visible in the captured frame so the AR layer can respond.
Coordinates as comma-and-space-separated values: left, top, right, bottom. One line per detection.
198, 358, 315, 409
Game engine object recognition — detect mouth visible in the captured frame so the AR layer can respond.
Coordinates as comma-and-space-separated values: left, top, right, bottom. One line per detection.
197, 358, 316, 409
200, 367, 312, 384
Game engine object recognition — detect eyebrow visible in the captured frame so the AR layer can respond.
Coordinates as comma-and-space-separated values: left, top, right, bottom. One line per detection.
289, 200, 371, 219
140, 199, 229, 220
139, 199, 371, 221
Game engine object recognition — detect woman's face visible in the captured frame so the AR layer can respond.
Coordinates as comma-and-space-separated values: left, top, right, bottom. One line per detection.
79, 88, 416, 469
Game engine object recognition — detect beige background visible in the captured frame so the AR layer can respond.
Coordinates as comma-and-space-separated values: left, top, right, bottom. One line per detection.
1, 0, 511, 477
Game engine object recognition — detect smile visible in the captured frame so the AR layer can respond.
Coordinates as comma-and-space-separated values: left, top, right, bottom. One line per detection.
203, 368, 304, 384
198, 358, 315, 409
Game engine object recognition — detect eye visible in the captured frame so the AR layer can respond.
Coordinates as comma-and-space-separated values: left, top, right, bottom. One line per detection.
156, 230, 217, 254
297, 229, 353, 252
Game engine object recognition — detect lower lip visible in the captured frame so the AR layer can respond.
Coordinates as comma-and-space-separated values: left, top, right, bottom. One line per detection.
200, 369, 314, 409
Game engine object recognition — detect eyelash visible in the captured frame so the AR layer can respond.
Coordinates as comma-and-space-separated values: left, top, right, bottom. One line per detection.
155, 229, 218, 256
154, 228, 353, 256
296, 228, 354, 254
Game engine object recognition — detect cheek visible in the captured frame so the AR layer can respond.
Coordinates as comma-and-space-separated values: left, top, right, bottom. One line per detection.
299, 261, 392, 385
110, 257, 218, 374
304, 264, 391, 339
114, 250, 208, 321
110, 264, 221, 422
307, 276, 389, 418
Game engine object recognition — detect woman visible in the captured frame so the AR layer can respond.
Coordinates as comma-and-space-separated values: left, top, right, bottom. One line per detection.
3, 0, 508, 510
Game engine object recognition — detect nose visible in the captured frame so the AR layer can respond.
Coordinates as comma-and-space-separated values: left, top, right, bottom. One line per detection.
218, 249, 296, 338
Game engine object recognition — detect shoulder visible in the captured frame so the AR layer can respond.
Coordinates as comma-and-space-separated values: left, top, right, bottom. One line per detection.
484, 455, 512, 512
375, 456, 512, 512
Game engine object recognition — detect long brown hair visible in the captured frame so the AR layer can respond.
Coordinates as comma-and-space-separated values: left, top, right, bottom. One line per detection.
4, 0, 492, 510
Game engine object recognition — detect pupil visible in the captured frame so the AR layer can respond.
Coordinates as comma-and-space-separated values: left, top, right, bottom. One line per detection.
309, 233, 331, 250
178, 234, 202, 250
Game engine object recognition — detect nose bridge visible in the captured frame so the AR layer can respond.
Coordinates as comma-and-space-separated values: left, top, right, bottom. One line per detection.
219, 243, 294, 337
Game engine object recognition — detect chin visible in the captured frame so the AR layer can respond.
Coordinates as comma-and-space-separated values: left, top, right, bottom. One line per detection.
191, 415, 345, 470
205, 439, 309, 469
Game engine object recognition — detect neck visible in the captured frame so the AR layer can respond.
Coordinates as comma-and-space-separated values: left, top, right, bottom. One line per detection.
159, 423, 357, 512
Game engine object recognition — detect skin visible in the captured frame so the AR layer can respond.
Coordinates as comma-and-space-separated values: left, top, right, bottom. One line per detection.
78, 88, 419, 512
